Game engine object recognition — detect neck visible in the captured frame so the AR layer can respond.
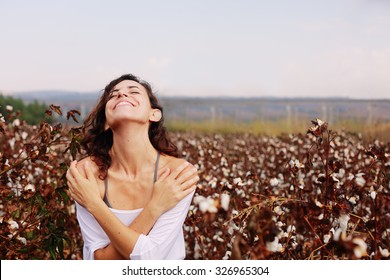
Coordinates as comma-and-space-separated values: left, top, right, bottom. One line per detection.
109, 123, 158, 177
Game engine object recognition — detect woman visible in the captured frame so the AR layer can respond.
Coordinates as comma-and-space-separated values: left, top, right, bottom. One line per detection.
66, 74, 198, 260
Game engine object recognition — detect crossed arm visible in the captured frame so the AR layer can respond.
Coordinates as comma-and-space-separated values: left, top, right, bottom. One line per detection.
66, 160, 198, 259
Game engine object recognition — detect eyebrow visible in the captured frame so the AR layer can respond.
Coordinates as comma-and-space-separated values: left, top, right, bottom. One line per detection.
110, 85, 141, 94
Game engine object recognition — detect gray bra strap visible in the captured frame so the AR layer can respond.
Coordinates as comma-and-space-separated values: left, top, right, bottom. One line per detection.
103, 177, 112, 208
153, 152, 160, 183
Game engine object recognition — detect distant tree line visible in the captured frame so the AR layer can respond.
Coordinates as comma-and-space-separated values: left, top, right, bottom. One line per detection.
0, 94, 51, 124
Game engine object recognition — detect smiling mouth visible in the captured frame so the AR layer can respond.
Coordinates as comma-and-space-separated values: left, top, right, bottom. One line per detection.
115, 101, 136, 109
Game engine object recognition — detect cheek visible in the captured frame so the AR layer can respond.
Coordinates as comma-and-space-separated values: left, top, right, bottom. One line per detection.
104, 102, 113, 121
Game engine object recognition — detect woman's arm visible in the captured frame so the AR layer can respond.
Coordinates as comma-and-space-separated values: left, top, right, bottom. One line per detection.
67, 160, 198, 259
130, 190, 195, 260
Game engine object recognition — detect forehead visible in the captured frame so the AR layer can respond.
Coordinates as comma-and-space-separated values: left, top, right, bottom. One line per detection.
111, 80, 146, 92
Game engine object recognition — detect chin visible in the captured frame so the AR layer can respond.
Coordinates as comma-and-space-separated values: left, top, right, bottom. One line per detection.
109, 117, 148, 128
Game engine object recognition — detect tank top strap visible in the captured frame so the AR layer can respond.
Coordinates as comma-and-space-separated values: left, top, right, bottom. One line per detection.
103, 176, 112, 208
153, 152, 160, 183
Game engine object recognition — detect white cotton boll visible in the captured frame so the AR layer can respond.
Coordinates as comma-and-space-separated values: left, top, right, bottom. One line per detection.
355, 176, 366, 187
379, 246, 389, 258
331, 174, 340, 182
9, 138, 16, 150
370, 191, 377, 200
193, 195, 206, 205
339, 214, 350, 233
194, 243, 201, 259
17, 237, 27, 245
323, 234, 331, 244
318, 213, 324, 220
24, 184, 35, 192
8, 220, 19, 230
6, 105, 13, 111
337, 168, 346, 178
222, 250, 231, 260
290, 185, 294, 191
333, 228, 342, 241
233, 177, 242, 185
295, 159, 304, 169
348, 197, 357, 205
231, 222, 240, 231
352, 238, 367, 258
12, 119, 20, 126
276, 221, 284, 228
199, 197, 217, 213
315, 200, 323, 208
199, 200, 210, 213
266, 237, 282, 252
287, 225, 296, 233
235, 189, 246, 198
220, 157, 228, 167
274, 206, 283, 215
316, 119, 324, 126
208, 205, 218, 213
220, 193, 230, 211
270, 178, 279, 187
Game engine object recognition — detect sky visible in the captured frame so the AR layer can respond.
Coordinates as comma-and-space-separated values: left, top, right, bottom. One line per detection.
0, 0, 389, 98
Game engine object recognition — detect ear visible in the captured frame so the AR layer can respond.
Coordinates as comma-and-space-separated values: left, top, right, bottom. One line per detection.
149, 108, 162, 122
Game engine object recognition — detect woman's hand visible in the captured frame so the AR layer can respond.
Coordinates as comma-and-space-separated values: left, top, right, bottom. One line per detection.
66, 160, 101, 211
147, 161, 199, 217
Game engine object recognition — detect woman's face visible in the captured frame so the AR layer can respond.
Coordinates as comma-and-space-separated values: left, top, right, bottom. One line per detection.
104, 80, 160, 130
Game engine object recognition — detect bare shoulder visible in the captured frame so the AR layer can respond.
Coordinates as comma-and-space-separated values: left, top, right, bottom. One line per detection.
75, 156, 101, 178
161, 155, 198, 174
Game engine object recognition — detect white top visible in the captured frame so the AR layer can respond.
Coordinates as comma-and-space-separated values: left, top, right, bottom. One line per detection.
75, 191, 194, 260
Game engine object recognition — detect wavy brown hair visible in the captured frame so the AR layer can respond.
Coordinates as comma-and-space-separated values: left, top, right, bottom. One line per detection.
81, 74, 178, 180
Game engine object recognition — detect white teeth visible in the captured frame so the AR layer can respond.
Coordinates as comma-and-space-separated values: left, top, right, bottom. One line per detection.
116, 101, 134, 108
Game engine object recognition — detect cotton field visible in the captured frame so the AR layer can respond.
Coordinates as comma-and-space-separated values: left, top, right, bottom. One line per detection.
1, 109, 389, 259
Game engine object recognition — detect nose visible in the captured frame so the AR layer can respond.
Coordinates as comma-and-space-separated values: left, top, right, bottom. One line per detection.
116, 91, 129, 98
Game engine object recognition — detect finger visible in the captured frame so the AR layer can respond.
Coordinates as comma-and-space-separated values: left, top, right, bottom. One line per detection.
66, 170, 77, 188
168, 161, 189, 180
156, 167, 170, 182
84, 161, 95, 181
181, 184, 197, 199
67, 184, 74, 198
67, 179, 74, 189
70, 160, 86, 184
176, 167, 198, 185
180, 175, 200, 191
69, 160, 78, 179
